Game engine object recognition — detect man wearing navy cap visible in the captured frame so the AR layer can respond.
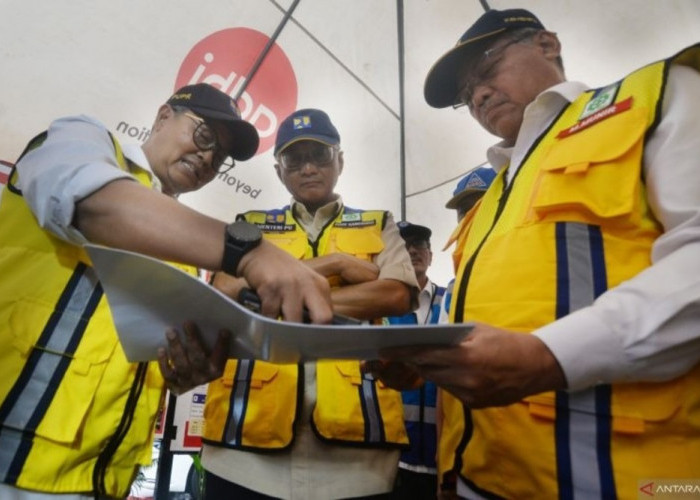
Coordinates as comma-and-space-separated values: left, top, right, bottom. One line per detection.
201, 108, 418, 500
386, 222, 445, 500
0, 84, 333, 498
371, 7, 700, 499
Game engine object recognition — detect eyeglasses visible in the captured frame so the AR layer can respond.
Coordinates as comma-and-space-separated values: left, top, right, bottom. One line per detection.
405, 240, 430, 251
278, 144, 338, 172
453, 32, 534, 110
180, 110, 235, 174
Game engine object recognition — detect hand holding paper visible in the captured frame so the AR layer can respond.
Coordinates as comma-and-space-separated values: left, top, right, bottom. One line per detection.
86, 244, 472, 363
157, 321, 230, 395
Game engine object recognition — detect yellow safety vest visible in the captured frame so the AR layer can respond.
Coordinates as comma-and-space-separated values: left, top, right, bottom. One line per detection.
0, 131, 174, 497
440, 45, 700, 499
203, 207, 408, 450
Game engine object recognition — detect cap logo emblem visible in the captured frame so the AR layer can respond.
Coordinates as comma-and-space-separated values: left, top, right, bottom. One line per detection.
466, 174, 487, 188
266, 213, 286, 223
503, 16, 538, 24
292, 116, 312, 129
170, 92, 192, 101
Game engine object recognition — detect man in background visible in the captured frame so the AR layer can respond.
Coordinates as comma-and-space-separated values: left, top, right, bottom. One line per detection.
438, 165, 496, 324
444, 165, 496, 221
386, 222, 445, 500
435, 166, 495, 499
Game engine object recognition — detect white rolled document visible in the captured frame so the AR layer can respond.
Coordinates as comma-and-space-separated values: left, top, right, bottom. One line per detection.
85, 244, 472, 363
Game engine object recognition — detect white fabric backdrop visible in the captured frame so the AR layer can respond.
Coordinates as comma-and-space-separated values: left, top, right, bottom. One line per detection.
1, 0, 699, 285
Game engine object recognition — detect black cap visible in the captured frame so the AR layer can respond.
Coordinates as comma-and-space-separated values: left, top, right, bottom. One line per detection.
397, 221, 432, 242
424, 8, 545, 108
274, 108, 340, 156
167, 84, 260, 161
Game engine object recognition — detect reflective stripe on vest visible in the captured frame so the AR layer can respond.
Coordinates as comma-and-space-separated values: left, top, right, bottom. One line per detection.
444, 44, 700, 499
360, 372, 386, 443
223, 359, 254, 445
0, 127, 167, 496
204, 207, 407, 450
0, 263, 102, 481
553, 222, 615, 499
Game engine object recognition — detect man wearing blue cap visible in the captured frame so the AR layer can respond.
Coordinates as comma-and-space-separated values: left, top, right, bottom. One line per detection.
0, 84, 334, 499
370, 7, 700, 499
444, 165, 496, 221
437, 164, 496, 330
201, 108, 418, 499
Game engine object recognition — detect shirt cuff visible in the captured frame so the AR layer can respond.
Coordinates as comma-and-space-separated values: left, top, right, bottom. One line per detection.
533, 307, 628, 391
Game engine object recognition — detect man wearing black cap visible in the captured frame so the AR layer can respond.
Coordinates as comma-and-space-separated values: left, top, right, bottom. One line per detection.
386, 222, 445, 500
371, 8, 700, 499
201, 108, 418, 500
0, 85, 333, 498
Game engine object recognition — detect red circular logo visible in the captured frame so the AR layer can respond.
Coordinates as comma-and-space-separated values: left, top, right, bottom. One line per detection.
175, 27, 298, 155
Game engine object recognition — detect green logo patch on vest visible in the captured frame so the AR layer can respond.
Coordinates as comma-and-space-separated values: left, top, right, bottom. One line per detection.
341, 213, 362, 222
580, 82, 620, 120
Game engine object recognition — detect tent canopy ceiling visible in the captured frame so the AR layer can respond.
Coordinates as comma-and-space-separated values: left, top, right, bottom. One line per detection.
1, 0, 698, 284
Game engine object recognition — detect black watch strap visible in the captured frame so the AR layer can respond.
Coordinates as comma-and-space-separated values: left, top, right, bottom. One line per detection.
221, 220, 263, 276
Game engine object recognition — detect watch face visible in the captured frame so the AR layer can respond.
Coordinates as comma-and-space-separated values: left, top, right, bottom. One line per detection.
228, 220, 262, 243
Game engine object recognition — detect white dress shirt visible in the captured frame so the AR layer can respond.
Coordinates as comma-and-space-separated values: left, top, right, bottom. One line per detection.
15, 115, 158, 244
486, 65, 700, 390
415, 278, 440, 325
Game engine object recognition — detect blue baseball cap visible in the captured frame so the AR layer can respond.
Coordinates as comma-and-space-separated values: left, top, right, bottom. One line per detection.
424, 8, 545, 108
445, 166, 496, 210
274, 108, 340, 155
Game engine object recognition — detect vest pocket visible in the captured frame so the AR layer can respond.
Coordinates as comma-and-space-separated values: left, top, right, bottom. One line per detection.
314, 361, 365, 440
334, 230, 385, 259
216, 361, 297, 448
315, 361, 406, 445
7, 298, 117, 444
524, 379, 681, 435
527, 107, 648, 224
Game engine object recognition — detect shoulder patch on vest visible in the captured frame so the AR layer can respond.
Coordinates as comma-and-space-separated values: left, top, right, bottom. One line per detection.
580, 82, 620, 120
558, 96, 633, 138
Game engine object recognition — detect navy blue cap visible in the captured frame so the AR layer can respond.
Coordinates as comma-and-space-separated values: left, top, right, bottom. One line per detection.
168, 83, 259, 161
397, 221, 432, 242
274, 108, 340, 155
445, 166, 496, 210
424, 8, 545, 108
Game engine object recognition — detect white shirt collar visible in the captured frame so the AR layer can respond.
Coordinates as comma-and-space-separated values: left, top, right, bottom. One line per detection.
487, 81, 590, 175
415, 278, 437, 324
121, 143, 163, 193
290, 195, 343, 242
291, 196, 342, 222
418, 278, 434, 296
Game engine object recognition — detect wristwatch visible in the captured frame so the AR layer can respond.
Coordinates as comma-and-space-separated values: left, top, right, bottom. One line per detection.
221, 220, 263, 276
